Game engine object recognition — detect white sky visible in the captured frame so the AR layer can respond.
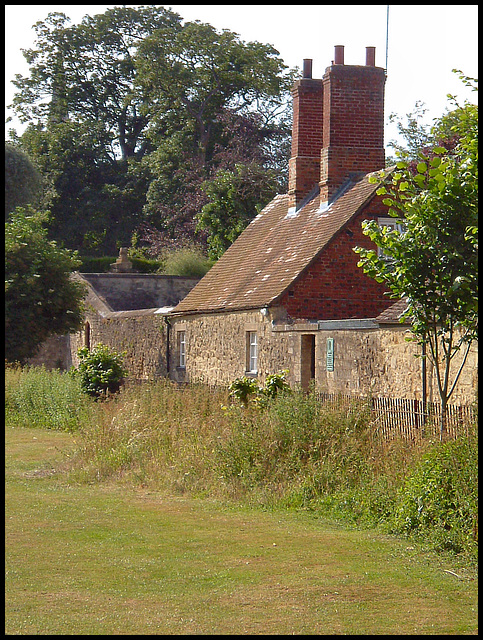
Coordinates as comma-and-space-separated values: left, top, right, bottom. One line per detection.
4, 4, 479, 152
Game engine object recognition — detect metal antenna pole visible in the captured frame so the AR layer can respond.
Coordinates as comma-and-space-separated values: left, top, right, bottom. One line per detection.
385, 5, 389, 73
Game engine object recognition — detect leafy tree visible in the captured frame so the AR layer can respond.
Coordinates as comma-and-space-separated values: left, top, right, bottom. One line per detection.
386, 100, 434, 164
386, 80, 470, 165
135, 20, 292, 166
135, 20, 294, 251
5, 143, 42, 217
6, 6, 181, 254
8, 7, 181, 157
16, 120, 151, 253
5, 206, 86, 364
354, 75, 478, 437
198, 161, 279, 259
7, 8, 294, 257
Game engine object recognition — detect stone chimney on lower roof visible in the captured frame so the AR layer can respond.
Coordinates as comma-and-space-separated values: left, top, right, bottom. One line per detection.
110, 247, 133, 272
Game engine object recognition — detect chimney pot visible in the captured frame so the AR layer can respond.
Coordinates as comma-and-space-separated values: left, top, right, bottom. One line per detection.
334, 45, 344, 65
366, 46, 376, 66
303, 59, 313, 79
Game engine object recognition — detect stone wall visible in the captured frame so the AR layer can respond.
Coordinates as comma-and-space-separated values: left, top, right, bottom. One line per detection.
312, 323, 478, 405
169, 309, 294, 386
27, 302, 477, 405
170, 309, 477, 405
69, 309, 168, 380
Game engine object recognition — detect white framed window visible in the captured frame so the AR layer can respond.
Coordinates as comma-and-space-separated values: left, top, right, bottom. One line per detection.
246, 331, 258, 374
178, 331, 186, 368
377, 217, 406, 258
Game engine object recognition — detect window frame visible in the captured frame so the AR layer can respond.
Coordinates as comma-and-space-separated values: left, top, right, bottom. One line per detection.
177, 330, 186, 369
246, 331, 258, 374
376, 217, 406, 259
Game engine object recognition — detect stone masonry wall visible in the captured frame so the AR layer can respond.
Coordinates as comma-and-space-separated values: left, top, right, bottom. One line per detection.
313, 325, 478, 405
70, 309, 168, 380
28, 305, 477, 405
169, 309, 295, 387
171, 309, 477, 404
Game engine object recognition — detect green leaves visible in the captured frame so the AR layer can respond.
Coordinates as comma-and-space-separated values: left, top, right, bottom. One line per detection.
354, 83, 477, 415
73, 343, 127, 398
5, 206, 86, 364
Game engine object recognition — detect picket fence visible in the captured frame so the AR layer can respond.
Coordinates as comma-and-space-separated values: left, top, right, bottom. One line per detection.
316, 392, 477, 441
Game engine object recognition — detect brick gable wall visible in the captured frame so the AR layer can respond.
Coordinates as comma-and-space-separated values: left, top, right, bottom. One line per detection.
279, 195, 392, 320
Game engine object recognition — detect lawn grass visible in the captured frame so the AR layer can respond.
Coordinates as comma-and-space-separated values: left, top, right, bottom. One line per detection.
5, 425, 478, 635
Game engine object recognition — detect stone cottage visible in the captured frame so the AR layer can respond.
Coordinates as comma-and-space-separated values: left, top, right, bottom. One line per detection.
30, 45, 477, 405
167, 46, 477, 403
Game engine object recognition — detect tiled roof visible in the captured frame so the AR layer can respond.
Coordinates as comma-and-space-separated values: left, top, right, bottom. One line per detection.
172, 169, 392, 315
78, 273, 200, 311
376, 297, 411, 324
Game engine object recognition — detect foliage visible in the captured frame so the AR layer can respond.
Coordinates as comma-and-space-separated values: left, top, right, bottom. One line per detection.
198, 161, 280, 259
392, 436, 478, 556
5, 363, 89, 431
228, 376, 261, 406
77, 255, 163, 273
161, 245, 213, 277
72, 343, 127, 398
228, 370, 291, 407
5, 143, 42, 218
4, 369, 478, 563
263, 369, 292, 399
134, 20, 292, 166
5, 206, 86, 364
7, 7, 294, 256
7, 7, 182, 255
8, 8, 180, 151
354, 74, 478, 435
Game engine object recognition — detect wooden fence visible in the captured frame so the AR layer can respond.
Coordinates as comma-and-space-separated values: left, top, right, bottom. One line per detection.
316, 392, 477, 441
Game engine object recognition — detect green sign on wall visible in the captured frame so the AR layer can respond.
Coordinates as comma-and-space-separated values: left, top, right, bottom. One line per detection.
326, 338, 334, 371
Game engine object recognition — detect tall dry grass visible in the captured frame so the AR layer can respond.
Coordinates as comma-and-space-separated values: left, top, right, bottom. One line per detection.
5, 366, 477, 563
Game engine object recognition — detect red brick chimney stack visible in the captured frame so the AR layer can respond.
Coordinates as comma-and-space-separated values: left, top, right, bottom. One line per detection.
320, 45, 385, 202
288, 46, 386, 210
287, 60, 324, 211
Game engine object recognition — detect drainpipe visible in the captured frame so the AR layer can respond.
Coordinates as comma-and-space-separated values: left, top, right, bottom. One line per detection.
164, 315, 171, 378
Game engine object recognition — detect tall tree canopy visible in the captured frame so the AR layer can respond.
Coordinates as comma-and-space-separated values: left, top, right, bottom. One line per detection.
5, 143, 42, 217
7, 7, 294, 257
134, 19, 293, 250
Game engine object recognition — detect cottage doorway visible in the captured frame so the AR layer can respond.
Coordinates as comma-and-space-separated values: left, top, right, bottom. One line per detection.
84, 321, 91, 350
301, 334, 315, 391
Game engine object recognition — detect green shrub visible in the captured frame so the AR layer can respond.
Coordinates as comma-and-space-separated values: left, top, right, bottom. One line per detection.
392, 435, 478, 558
229, 370, 291, 407
72, 343, 127, 398
229, 376, 261, 406
162, 246, 213, 277
78, 256, 117, 273
130, 257, 165, 273
78, 255, 164, 273
263, 370, 291, 399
